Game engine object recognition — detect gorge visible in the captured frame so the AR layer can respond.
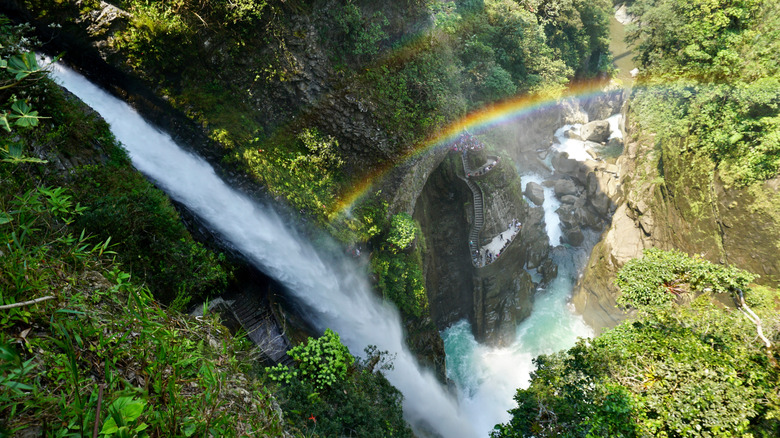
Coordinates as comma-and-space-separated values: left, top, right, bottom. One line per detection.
3, 1, 779, 437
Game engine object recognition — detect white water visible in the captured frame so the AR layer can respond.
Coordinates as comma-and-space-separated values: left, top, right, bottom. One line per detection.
44, 58, 478, 438
443, 129, 600, 435
443, 243, 594, 436
521, 173, 562, 247
552, 115, 624, 162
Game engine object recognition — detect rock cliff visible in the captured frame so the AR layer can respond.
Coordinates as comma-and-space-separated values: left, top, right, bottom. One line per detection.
574, 102, 780, 332
415, 148, 552, 346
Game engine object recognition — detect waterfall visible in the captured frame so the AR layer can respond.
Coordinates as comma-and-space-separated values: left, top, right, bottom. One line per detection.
43, 57, 478, 438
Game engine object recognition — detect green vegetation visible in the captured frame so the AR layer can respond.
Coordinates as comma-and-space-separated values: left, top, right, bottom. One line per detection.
1, 23, 280, 435
1, 20, 414, 436
0, 182, 286, 437
372, 246, 428, 319
493, 250, 780, 438
267, 331, 411, 437
327, 195, 429, 320
371, 213, 428, 319
268, 328, 354, 390
240, 127, 345, 217
626, 0, 764, 82
387, 212, 417, 253
491, 2, 780, 434
616, 248, 755, 309
0, 18, 47, 162
627, 0, 780, 186
23, 0, 614, 223
5, 76, 233, 307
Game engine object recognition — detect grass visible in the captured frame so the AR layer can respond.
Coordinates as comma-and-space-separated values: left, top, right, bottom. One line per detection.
0, 185, 287, 437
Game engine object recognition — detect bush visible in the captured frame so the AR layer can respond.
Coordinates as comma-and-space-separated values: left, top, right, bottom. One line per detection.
387, 213, 417, 252
268, 328, 354, 391
493, 269, 780, 438
615, 248, 755, 310
268, 332, 412, 438
69, 164, 232, 306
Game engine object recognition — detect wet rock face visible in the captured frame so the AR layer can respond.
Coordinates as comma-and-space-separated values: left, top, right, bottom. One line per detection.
473, 240, 534, 346
414, 155, 476, 330
83, 1, 131, 42
553, 179, 579, 198
519, 207, 549, 269
415, 151, 552, 346
575, 101, 780, 333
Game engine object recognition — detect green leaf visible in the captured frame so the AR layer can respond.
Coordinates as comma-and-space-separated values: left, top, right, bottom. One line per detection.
100, 417, 119, 435
181, 419, 197, 437
9, 100, 41, 128
7, 52, 40, 80
0, 114, 10, 132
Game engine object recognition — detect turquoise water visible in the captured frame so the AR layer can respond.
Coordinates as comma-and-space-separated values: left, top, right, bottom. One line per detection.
443, 244, 594, 435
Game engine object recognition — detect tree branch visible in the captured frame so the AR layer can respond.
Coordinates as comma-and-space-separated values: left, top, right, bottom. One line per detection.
737, 289, 772, 350
0, 295, 55, 310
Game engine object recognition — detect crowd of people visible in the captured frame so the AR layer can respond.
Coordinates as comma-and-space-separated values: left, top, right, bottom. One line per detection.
471, 218, 522, 267
451, 132, 484, 154
466, 156, 500, 178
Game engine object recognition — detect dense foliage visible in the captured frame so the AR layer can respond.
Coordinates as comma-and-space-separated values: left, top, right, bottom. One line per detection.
493, 250, 780, 438
23, 0, 614, 224
0, 23, 285, 435
0, 18, 46, 161
492, 2, 780, 435
370, 213, 429, 319
627, 0, 780, 186
16, 1, 615, 354
4, 79, 233, 307
0, 182, 286, 437
268, 332, 411, 437
616, 248, 755, 309
627, 0, 764, 81
1, 20, 416, 436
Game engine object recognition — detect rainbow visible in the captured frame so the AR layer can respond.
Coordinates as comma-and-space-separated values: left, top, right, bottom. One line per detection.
328, 77, 621, 219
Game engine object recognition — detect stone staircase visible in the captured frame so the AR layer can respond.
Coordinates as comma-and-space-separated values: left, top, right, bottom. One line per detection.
460, 153, 485, 265
227, 291, 295, 367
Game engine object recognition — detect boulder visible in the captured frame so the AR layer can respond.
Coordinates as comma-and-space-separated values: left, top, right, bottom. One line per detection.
590, 191, 612, 217
551, 152, 580, 175
579, 120, 611, 143
521, 207, 549, 269
538, 258, 558, 287
553, 179, 578, 198
562, 225, 585, 246
524, 182, 545, 206
564, 129, 583, 141
560, 194, 578, 204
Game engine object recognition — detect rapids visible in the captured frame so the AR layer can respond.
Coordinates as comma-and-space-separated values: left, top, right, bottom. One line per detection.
443, 169, 595, 435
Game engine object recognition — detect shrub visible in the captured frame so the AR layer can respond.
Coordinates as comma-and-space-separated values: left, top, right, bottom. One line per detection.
616, 248, 755, 310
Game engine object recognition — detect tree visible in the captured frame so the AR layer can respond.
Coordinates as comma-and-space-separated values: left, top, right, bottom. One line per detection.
268, 328, 354, 390
268, 331, 413, 437
626, 0, 762, 81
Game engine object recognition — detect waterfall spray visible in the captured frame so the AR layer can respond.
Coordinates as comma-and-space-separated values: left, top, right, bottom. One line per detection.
44, 57, 478, 438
